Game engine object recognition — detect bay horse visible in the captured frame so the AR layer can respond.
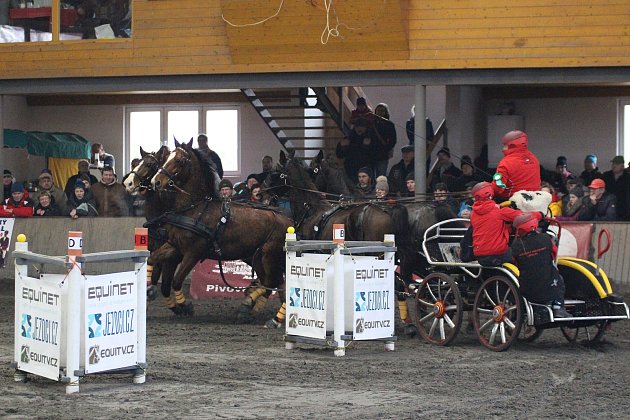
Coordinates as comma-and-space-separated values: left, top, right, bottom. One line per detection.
149, 139, 293, 319
123, 146, 186, 312
265, 152, 415, 329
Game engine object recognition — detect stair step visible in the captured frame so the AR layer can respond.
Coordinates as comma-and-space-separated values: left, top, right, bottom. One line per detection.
288, 147, 336, 151
270, 116, 332, 120
286, 136, 344, 140
258, 105, 322, 110
276, 126, 330, 130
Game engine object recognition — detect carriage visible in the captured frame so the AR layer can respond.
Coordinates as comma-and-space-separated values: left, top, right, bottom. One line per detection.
413, 218, 629, 351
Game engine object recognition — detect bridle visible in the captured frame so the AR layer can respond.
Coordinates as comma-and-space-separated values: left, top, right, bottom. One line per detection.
156, 147, 191, 191
127, 153, 161, 189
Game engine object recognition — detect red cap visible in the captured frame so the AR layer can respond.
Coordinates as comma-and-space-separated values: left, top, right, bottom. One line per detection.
501, 130, 528, 148
513, 212, 539, 236
588, 178, 606, 189
472, 181, 493, 201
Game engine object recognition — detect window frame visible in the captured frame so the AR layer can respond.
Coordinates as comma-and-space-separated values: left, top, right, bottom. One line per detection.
124, 104, 241, 176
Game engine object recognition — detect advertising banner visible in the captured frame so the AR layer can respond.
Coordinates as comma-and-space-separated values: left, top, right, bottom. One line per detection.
15, 274, 64, 381
349, 257, 395, 340
190, 259, 259, 299
84, 272, 138, 374
552, 222, 593, 259
285, 253, 330, 340
0, 218, 15, 270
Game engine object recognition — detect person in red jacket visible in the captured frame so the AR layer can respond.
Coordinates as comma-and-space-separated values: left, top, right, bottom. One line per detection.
0, 182, 34, 218
470, 181, 524, 266
492, 130, 541, 201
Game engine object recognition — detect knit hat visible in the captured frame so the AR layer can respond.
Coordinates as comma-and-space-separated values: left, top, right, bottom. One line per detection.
11, 182, 24, 193
357, 166, 372, 179
588, 178, 605, 189
74, 179, 86, 191
356, 97, 367, 106
375, 176, 389, 192
3, 169, 11, 176
584, 154, 597, 165
437, 147, 451, 158
38, 169, 53, 180
218, 179, 233, 189
460, 155, 473, 169
556, 156, 568, 167
570, 185, 585, 198
405, 172, 415, 182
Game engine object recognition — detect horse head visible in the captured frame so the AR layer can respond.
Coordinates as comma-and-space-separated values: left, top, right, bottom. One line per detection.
151, 138, 194, 191
312, 155, 353, 197
124, 145, 170, 193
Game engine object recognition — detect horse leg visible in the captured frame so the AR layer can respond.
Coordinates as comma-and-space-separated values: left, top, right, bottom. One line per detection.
160, 261, 179, 314
264, 255, 287, 329
146, 263, 161, 301
239, 251, 266, 320
148, 242, 179, 266
170, 254, 198, 316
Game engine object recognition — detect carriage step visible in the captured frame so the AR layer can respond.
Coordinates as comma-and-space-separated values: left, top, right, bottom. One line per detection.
564, 299, 586, 306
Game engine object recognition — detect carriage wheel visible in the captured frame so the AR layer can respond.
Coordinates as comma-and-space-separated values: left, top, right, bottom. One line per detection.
560, 320, 609, 345
473, 276, 523, 352
518, 325, 544, 343
414, 273, 463, 346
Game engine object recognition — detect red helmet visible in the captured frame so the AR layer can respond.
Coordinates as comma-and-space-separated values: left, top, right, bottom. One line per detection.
472, 182, 493, 201
502, 130, 528, 148
513, 212, 539, 236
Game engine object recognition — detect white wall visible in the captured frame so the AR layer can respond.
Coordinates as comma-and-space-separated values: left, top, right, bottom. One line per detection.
484, 97, 618, 172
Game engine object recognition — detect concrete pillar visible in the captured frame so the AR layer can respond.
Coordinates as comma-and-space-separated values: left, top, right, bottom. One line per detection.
414, 85, 427, 195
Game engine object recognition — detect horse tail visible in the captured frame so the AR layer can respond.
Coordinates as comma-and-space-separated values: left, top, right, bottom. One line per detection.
389, 203, 411, 244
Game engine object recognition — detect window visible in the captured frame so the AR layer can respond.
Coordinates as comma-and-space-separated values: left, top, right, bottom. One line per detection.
126, 105, 240, 174
618, 100, 630, 162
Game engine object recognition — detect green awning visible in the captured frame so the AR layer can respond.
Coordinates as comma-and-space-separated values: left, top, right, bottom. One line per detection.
3, 129, 91, 159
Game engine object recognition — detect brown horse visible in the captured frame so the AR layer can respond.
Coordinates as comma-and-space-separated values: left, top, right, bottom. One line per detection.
123, 146, 184, 310
149, 139, 293, 318
264, 152, 415, 329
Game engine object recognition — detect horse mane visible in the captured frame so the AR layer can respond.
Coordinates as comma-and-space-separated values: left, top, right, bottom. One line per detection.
181, 143, 220, 198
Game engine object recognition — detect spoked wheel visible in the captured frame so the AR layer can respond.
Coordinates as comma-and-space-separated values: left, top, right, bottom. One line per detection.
473, 276, 523, 351
415, 273, 463, 346
561, 320, 609, 345
519, 325, 544, 343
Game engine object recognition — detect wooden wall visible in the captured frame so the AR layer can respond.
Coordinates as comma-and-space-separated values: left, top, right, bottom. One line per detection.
0, 0, 629, 80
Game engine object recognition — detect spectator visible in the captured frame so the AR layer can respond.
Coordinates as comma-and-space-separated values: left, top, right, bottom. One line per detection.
405, 105, 435, 145
405, 172, 416, 197
578, 178, 617, 221
0, 182, 34, 218
470, 181, 524, 267
64, 159, 98, 199
556, 185, 586, 221
91, 166, 131, 217
32, 169, 68, 215
350, 97, 374, 127
432, 182, 459, 215
34, 191, 61, 217
374, 176, 390, 199
336, 118, 375, 184
92, 143, 115, 170
540, 182, 562, 217
246, 174, 259, 189
492, 130, 541, 201
255, 156, 275, 184
511, 213, 570, 318
388, 145, 415, 197
219, 179, 234, 198
549, 156, 573, 195
355, 167, 374, 198
249, 183, 263, 203
197, 134, 224, 179
68, 180, 98, 219
430, 147, 461, 191
3, 169, 14, 201
131, 158, 141, 170
451, 155, 484, 192
372, 103, 397, 178
578, 154, 602, 187
602, 156, 630, 221
457, 181, 477, 218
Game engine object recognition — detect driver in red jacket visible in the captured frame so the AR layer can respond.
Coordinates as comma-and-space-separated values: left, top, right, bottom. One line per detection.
0, 182, 34, 218
493, 130, 541, 201
470, 181, 526, 266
